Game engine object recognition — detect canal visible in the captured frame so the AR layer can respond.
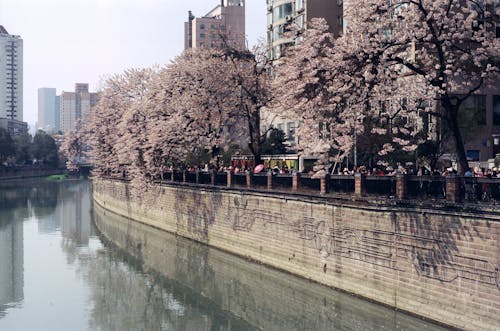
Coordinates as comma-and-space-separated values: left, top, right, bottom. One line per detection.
0, 179, 449, 331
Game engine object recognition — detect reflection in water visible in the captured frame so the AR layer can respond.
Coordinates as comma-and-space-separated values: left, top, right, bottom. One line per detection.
0, 180, 449, 331
0, 219, 23, 318
93, 203, 448, 331
0, 179, 91, 323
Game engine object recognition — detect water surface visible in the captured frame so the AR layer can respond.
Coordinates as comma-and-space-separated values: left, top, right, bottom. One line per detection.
0, 179, 449, 330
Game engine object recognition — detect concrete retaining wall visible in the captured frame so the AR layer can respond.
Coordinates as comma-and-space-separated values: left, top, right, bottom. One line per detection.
93, 179, 500, 330
93, 202, 446, 331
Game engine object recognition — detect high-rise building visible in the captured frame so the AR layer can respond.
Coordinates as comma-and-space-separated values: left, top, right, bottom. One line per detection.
37, 88, 60, 134
263, 1, 344, 149
185, 0, 245, 50
266, 0, 343, 61
60, 83, 98, 133
0, 26, 23, 121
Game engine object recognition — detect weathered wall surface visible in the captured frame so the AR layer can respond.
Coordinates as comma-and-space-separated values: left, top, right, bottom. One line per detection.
93, 202, 446, 331
93, 179, 500, 330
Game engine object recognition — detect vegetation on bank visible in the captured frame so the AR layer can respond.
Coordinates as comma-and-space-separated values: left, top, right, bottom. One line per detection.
0, 128, 60, 168
46, 174, 69, 181
60, 1, 498, 189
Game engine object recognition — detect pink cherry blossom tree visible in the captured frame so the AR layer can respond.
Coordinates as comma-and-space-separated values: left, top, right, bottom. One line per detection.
163, 48, 241, 169
222, 41, 275, 165
60, 119, 88, 171
274, 1, 499, 174
87, 75, 127, 177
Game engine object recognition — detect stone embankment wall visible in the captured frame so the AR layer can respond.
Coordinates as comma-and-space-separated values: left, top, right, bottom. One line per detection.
93, 202, 446, 331
93, 179, 500, 330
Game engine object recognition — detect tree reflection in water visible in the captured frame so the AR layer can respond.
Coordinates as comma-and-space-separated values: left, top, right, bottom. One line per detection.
0, 180, 448, 331
91, 202, 448, 331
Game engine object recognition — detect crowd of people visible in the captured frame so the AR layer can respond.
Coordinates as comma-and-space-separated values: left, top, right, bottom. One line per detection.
183, 162, 500, 178
337, 165, 500, 178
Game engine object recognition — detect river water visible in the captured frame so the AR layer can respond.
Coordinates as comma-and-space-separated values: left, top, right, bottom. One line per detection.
0, 179, 449, 331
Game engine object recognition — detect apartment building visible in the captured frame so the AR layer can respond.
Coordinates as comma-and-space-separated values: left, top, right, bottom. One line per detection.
0, 25, 23, 122
184, 0, 245, 50
60, 83, 98, 133
264, 1, 344, 149
267, 0, 343, 61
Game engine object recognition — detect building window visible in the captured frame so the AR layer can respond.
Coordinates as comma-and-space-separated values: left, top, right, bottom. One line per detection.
273, 45, 281, 59
458, 95, 486, 126
296, 0, 304, 11
466, 150, 480, 161
494, 96, 500, 126
200, 24, 205, 30
296, 15, 304, 28
273, 3, 293, 21
287, 122, 296, 142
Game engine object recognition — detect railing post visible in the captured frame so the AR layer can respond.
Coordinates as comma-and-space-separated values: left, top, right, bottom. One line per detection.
211, 170, 216, 186
227, 170, 233, 188
396, 174, 407, 199
246, 170, 252, 189
171, 171, 175, 182
195, 170, 200, 184
355, 173, 366, 197
267, 171, 273, 190
446, 175, 460, 203
292, 172, 301, 192
182, 170, 186, 183
320, 174, 330, 195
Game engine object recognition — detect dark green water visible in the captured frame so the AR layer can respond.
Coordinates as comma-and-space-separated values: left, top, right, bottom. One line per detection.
0, 179, 449, 331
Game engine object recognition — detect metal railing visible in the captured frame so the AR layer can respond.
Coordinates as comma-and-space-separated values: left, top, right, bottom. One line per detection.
364, 176, 396, 197
461, 177, 500, 203
155, 171, 500, 205
299, 175, 321, 192
407, 176, 446, 200
329, 175, 355, 194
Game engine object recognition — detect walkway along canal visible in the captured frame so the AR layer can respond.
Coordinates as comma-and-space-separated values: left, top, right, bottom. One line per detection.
0, 179, 450, 330
93, 177, 500, 330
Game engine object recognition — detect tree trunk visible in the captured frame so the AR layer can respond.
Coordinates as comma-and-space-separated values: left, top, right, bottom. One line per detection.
248, 110, 262, 167
446, 104, 468, 175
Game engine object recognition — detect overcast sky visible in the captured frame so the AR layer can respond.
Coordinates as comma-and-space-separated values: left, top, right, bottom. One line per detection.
0, 0, 267, 127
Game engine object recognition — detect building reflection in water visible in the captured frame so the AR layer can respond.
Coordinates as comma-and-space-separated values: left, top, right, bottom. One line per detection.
0, 180, 93, 319
0, 180, 448, 331
0, 220, 23, 318
0, 182, 25, 318
37, 181, 93, 245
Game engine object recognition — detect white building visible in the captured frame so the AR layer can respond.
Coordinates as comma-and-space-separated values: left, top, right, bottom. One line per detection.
37, 88, 60, 134
0, 26, 23, 122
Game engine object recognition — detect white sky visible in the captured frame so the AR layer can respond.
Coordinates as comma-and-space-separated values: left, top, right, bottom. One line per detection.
0, 0, 267, 127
